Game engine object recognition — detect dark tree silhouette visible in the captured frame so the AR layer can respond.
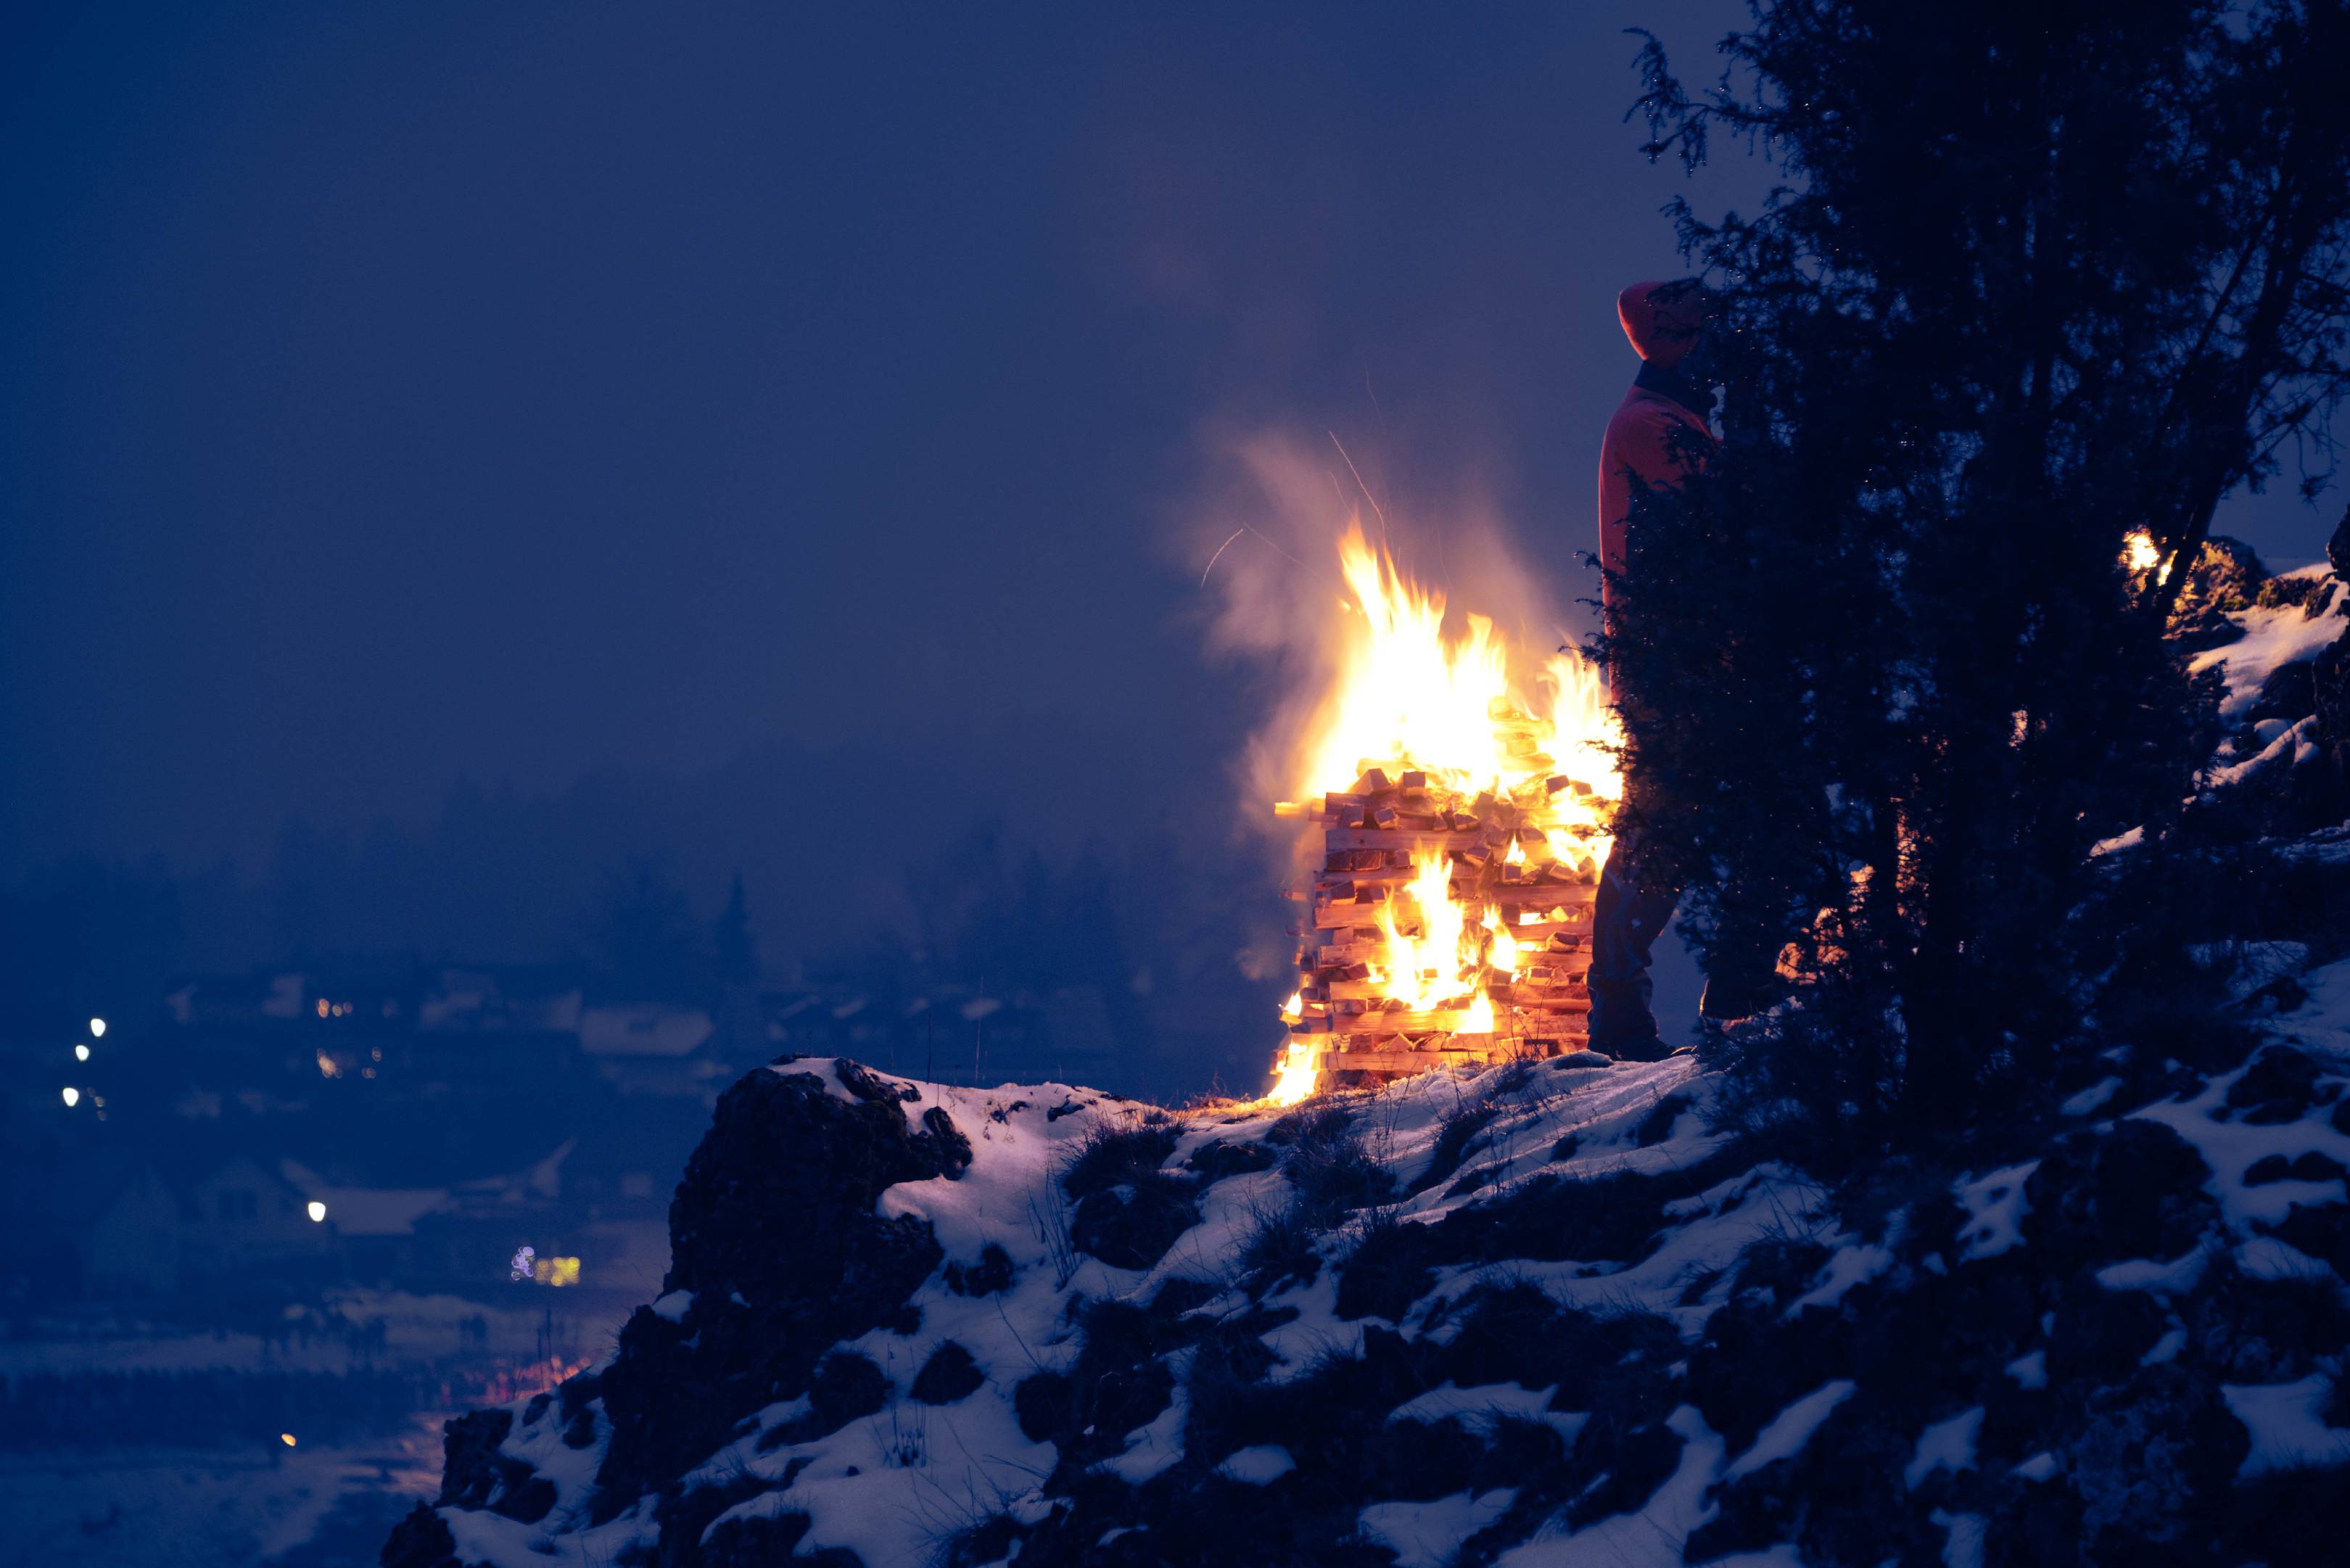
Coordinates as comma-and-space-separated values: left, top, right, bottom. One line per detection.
713, 872, 759, 985
1612, 0, 2350, 1137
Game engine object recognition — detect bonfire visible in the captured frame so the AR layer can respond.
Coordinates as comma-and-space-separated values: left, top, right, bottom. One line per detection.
1266, 528, 1621, 1103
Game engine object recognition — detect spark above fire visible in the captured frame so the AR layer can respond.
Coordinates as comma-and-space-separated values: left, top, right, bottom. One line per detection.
1266, 527, 1621, 1104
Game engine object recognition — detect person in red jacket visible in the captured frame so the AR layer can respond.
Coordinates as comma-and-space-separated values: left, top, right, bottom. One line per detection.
1588, 278, 1720, 1057
1598, 278, 1716, 613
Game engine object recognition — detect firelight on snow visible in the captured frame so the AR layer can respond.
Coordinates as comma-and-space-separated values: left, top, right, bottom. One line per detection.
1263, 527, 1621, 1105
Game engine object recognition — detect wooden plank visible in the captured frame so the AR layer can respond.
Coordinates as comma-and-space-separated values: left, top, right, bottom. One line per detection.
1486, 881, 1600, 907
1324, 827, 1495, 852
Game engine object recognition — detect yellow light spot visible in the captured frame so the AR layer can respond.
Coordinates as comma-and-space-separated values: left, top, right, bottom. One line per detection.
280, 1432, 297, 1448
88, 1018, 106, 1038
316, 998, 329, 1019
60, 1086, 80, 1107
532, 1255, 582, 1287
74, 1044, 89, 1062
306, 1200, 328, 1224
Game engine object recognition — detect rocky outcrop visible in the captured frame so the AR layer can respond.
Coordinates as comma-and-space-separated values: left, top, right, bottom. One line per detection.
595, 1058, 970, 1509
388, 582, 2350, 1567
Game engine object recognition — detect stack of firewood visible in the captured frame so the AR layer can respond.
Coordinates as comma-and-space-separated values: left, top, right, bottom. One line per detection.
1273, 700, 1609, 1087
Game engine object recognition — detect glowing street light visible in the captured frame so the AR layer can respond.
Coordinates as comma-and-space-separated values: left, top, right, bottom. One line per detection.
61, 1086, 81, 1107
88, 1018, 106, 1038
280, 1433, 297, 1448
306, 1200, 328, 1224
74, 1044, 89, 1062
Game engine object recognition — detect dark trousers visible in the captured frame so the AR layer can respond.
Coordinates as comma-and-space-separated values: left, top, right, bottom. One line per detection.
1588, 823, 1783, 1058
1588, 825, 1680, 1059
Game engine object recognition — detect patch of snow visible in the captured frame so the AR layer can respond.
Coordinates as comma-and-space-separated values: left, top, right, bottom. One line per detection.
2060, 1077, 2122, 1116
2011, 1451, 2060, 1482
2223, 1377, 2350, 1477
1096, 1374, 1188, 1484
1726, 1380, 1855, 1480
2272, 956, 2350, 1059
1789, 1244, 1892, 1314
1359, 1489, 1519, 1568
1954, 1162, 2037, 1260
2142, 1327, 2188, 1366
2097, 1245, 2211, 1294
2090, 825, 2144, 858
2236, 1235, 2335, 1280
1213, 1445, 1295, 1485
1933, 1509, 1988, 1568
2190, 577, 2346, 721
2133, 1070, 2350, 1231
1496, 1406, 1721, 1567
1388, 1382, 1584, 1445
2209, 716, 2315, 788
1904, 1407, 1983, 1489
651, 1290, 693, 1323
2005, 1350, 2048, 1390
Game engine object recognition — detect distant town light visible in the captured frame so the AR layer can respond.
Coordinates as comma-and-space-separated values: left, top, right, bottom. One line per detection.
316, 998, 329, 1019
74, 1043, 89, 1062
306, 1200, 328, 1224
60, 1086, 80, 1107
280, 1432, 297, 1448
88, 1018, 106, 1037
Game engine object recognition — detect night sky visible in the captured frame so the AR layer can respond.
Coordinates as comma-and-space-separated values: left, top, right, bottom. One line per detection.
4, 4, 2334, 915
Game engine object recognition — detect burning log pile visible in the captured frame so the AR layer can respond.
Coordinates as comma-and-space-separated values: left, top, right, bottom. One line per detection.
1263, 529, 1620, 1100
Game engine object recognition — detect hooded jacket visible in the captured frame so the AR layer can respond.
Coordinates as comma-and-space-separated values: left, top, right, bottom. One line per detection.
1597, 280, 1716, 607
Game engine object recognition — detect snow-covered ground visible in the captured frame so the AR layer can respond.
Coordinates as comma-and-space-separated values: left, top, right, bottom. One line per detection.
387, 556, 2350, 1567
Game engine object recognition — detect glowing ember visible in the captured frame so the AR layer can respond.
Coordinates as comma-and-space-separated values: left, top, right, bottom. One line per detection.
1264, 527, 1621, 1103
2124, 529, 2169, 579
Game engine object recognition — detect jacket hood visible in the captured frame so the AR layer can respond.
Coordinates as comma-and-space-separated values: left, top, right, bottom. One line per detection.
1617, 279, 1707, 369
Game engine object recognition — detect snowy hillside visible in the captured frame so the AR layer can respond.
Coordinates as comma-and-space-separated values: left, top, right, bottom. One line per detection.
387, 551, 2350, 1568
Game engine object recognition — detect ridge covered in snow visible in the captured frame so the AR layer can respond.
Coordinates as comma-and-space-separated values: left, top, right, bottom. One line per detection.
387, 554, 2350, 1567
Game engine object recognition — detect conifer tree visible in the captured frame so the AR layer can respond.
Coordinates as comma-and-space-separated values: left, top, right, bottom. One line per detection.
1613, 0, 2350, 1136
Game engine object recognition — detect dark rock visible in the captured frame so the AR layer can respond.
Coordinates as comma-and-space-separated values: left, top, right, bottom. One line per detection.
804, 1352, 890, 1432
944, 1242, 1015, 1297
1562, 1417, 1682, 1527
2249, 659, 2320, 725
941, 1516, 1025, 1568
2024, 1121, 2217, 1271
2071, 1363, 2252, 1556
2330, 504, 2350, 579
380, 1503, 459, 1568
1060, 1122, 1180, 1198
1149, 1276, 1221, 1319
1406, 1105, 1499, 1196
1012, 1371, 1072, 1443
2246, 1150, 2350, 1186
1187, 1138, 1277, 1183
911, 1340, 985, 1405
2177, 536, 2267, 615
558, 1371, 602, 1449
489, 1473, 556, 1525
2262, 1200, 2350, 1279
434, 1409, 514, 1510
1069, 1174, 1201, 1270
2226, 1045, 2323, 1124
1633, 1092, 1692, 1147
593, 1061, 965, 1511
